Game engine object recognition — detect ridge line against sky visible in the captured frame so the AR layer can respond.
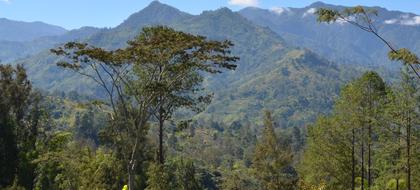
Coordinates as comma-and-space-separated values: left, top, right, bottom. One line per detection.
0, 0, 419, 29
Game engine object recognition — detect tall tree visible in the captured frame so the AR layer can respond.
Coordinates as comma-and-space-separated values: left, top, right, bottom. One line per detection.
0, 64, 43, 189
51, 26, 238, 189
386, 68, 420, 190
300, 71, 388, 189
252, 111, 296, 190
127, 26, 238, 164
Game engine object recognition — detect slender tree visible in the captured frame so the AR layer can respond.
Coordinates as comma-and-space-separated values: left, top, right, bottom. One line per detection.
253, 111, 296, 190
387, 68, 419, 190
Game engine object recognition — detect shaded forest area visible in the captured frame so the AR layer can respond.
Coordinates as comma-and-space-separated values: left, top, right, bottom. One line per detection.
0, 5, 420, 190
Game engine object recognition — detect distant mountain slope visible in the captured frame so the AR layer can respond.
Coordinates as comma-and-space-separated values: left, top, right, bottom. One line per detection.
239, 2, 420, 69
17, 1, 358, 127
88, 1, 193, 48
0, 26, 101, 62
0, 18, 67, 41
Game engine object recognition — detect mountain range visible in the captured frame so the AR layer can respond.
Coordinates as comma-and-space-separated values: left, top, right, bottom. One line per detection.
239, 1, 420, 68
0, 1, 414, 126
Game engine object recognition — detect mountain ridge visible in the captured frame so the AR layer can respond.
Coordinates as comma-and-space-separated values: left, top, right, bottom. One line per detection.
12, 1, 356, 126
0, 18, 68, 42
238, 2, 420, 69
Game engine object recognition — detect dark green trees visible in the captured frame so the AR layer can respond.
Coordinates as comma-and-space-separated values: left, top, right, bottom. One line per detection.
0, 65, 43, 189
300, 70, 420, 190
383, 69, 420, 190
252, 111, 296, 190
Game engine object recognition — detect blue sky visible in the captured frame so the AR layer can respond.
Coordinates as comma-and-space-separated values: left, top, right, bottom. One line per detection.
0, 0, 419, 29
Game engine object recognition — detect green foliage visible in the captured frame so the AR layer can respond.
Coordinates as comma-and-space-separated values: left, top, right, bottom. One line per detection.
315, 8, 340, 23
128, 26, 238, 163
0, 64, 45, 189
300, 70, 420, 189
388, 48, 420, 65
146, 158, 203, 190
34, 132, 125, 190
221, 161, 259, 190
252, 111, 297, 190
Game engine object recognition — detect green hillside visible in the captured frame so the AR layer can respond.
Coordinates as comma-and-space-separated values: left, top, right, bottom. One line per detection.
14, 1, 359, 127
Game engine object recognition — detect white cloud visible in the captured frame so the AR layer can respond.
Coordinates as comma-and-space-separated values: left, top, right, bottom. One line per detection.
334, 19, 347, 25
401, 16, 420, 25
333, 16, 356, 25
1, 0, 10, 3
228, 0, 259, 7
384, 14, 420, 26
303, 8, 317, 17
270, 7, 290, 15
384, 19, 398, 24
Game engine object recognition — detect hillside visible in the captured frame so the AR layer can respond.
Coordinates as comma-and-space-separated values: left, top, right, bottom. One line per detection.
0, 18, 67, 42
15, 1, 358, 127
0, 26, 101, 62
239, 2, 420, 69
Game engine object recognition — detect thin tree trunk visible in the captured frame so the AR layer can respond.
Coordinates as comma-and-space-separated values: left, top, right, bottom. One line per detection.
128, 167, 134, 190
361, 123, 365, 190
368, 123, 372, 189
367, 82, 372, 189
128, 135, 139, 190
352, 127, 356, 190
407, 112, 411, 190
397, 124, 401, 190
158, 107, 164, 165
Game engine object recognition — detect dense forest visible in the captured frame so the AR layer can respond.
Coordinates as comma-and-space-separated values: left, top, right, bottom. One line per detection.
1, 2, 420, 190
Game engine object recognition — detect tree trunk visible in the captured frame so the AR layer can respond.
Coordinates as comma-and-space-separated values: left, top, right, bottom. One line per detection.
158, 107, 164, 165
407, 113, 411, 190
367, 83, 372, 189
361, 124, 365, 190
352, 127, 356, 190
128, 164, 134, 190
368, 123, 372, 189
128, 135, 139, 190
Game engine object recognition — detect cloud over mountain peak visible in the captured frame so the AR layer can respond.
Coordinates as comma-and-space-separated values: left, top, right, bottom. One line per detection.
228, 0, 259, 7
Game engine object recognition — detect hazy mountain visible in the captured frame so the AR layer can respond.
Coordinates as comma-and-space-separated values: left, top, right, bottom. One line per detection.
0, 18, 67, 42
87, 1, 193, 48
239, 2, 420, 69
0, 26, 101, 62
16, 1, 357, 127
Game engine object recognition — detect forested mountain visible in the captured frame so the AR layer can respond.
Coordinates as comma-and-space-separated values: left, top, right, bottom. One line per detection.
1, 1, 419, 190
15, 1, 356, 126
0, 26, 101, 62
0, 18, 67, 42
0, 18, 67, 62
239, 2, 420, 69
